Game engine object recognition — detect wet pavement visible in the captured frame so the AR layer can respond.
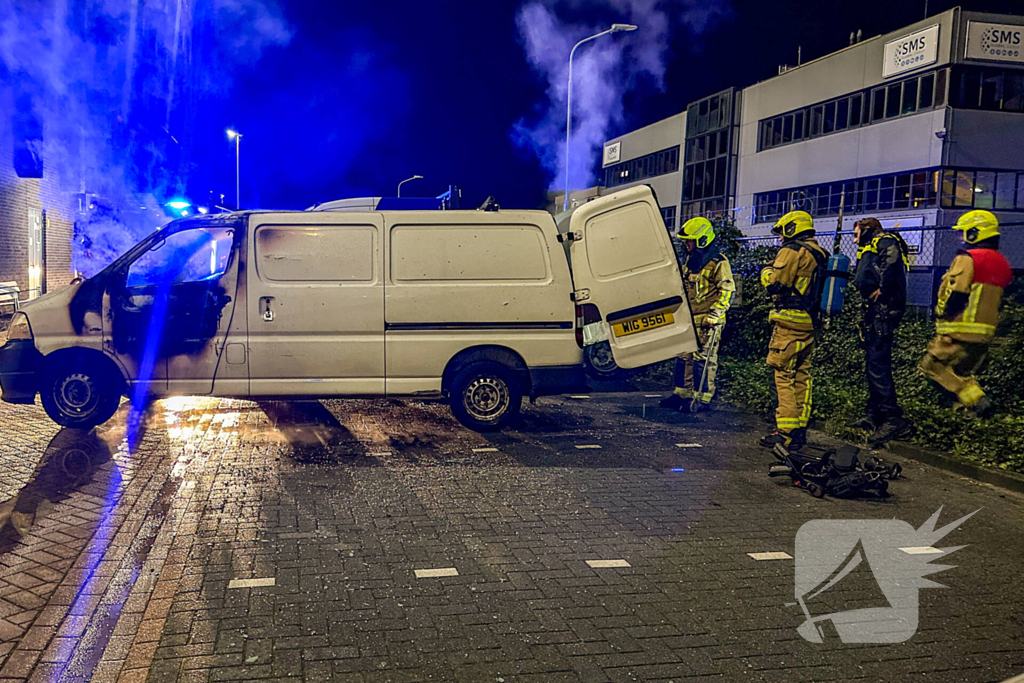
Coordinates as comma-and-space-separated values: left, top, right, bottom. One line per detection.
0, 393, 1021, 682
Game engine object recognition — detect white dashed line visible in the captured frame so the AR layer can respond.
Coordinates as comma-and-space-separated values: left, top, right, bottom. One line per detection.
415, 568, 459, 579
644, 394, 662, 398
574, 444, 602, 450
900, 546, 943, 555
747, 552, 793, 561
676, 443, 703, 448
227, 578, 276, 589
569, 395, 591, 399
472, 448, 499, 453
586, 559, 631, 568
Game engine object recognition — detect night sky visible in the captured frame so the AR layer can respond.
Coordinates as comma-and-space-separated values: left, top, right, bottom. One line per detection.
187, 0, 1023, 212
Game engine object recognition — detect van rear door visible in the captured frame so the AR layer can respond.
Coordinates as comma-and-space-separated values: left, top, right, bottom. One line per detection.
566, 185, 697, 369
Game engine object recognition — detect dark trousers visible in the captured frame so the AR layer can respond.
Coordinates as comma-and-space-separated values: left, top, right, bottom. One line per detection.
864, 329, 902, 424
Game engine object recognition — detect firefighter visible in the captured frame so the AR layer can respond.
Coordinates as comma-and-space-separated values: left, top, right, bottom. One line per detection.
758, 210, 828, 450
919, 210, 1012, 417
660, 217, 735, 412
851, 217, 912, 446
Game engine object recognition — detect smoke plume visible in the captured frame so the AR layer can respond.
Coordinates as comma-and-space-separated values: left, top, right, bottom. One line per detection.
0, 0, 292, 277
512, 0, 730, 195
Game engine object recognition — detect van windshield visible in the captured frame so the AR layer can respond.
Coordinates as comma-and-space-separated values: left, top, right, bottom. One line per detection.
126, 227, 235, 287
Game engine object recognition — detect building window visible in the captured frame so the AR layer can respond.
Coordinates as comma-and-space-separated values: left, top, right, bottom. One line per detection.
602, 146, 680, 188
661, 205, 677, 230
940, 168, 1024, 210
753, 168, 946, 224
950, 66, 1024, 113
757, 68, 951, 153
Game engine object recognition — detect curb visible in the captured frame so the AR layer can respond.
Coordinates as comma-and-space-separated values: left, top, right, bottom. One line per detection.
885, 440, 1024, 496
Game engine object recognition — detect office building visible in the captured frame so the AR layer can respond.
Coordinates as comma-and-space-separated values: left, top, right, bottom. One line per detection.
595, 8, 1024, 255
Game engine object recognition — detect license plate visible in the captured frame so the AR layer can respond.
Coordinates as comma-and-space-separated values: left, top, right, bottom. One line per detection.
613, 311, 674, 337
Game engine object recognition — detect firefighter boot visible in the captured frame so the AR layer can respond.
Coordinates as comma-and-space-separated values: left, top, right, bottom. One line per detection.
869, 417, 913, 448
660, 394, 691, 412
760, 428, 806, 450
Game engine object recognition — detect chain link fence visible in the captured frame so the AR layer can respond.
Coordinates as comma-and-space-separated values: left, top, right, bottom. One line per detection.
737, 224, 1023, 309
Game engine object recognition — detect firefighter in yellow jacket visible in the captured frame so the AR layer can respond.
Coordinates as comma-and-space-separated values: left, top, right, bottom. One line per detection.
919, 210, 1012, 417
661, 217, 735, 412
758, 211, 828, 450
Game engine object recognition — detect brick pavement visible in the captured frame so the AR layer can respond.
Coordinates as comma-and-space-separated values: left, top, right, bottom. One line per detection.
0, 393, 1021, 682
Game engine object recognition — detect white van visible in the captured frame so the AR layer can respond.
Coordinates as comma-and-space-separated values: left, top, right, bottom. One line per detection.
0, 186, 697, 431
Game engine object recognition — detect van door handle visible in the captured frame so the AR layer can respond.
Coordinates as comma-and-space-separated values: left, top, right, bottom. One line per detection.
260, 296, 275, 322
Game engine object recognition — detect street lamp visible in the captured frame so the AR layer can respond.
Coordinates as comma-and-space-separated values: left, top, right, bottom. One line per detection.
397, 175, 423, 198
226, 129, 242, 210
564, 23, 638, 212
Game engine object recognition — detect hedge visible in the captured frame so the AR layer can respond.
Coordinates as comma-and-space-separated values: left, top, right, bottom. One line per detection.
661, 221, 1024, 473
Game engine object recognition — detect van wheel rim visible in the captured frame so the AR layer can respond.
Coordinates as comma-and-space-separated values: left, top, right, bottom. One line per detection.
589, 344, 616, 371
463, 377, 510, 422
57, 373, 97, 415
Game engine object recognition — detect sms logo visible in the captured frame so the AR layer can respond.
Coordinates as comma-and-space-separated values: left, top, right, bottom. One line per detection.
981, 27, 1022, 58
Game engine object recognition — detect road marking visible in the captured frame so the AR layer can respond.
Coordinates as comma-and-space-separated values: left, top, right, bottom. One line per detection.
644, 394, 662, 398
472, 448, 499, 453
575, 444, 602, 449
227, 577, 276, 589
569, 395, 591, 399
747, 552, 792, 561
900, 546, 943, 555
586, 559, 631, 568
415, 568, 459, 579
676, 443, 703, 448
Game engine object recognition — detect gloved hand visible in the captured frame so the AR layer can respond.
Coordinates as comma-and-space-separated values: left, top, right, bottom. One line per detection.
760, 267, 773, 288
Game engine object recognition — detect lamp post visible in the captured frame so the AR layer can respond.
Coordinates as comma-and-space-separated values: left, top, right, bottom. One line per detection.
226, 129, 242, 210
564, 23, 637, 212
397, 175, 423, 198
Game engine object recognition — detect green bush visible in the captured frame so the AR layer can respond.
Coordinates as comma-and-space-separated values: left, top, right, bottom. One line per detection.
715, 234, 1024, 473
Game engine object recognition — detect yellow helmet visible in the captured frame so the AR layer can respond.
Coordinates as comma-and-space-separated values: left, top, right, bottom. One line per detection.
773, 210, 814, 239
954, 210, 1000, 244
677, 217, 716, 249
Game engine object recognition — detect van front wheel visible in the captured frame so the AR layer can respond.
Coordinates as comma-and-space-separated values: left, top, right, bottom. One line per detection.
40, 357, 122, 429
449, 361, 523, 432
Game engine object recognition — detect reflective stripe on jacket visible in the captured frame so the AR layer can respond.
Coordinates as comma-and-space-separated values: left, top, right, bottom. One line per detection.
934, 249, 1011, 340
683, 254, 735, 322
761, 237, 828, 331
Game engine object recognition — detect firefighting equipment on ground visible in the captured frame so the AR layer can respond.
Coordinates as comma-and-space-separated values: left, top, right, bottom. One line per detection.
919, 211, 1012, 416
769, 443, 901, 499
662, 218, 735, 412
758, 215, 828, 447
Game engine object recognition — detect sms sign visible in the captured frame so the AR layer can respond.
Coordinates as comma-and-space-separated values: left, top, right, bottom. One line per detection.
884, 25, 940, 78
967, 22, 1024, 64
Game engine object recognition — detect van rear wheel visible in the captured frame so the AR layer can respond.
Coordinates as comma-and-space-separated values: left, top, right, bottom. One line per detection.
449, 361, 523, 432
40, 357, 122, 429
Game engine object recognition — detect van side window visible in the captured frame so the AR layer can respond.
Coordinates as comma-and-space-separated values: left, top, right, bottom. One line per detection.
126, 228, 234, 288
255, 225, 376, 282
390, 225, 549, 282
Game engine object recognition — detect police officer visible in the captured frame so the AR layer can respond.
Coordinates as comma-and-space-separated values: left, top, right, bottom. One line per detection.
919, 210, 1012, 417
758, 211, 828, 450
661, 217, 735, 412
851, 217, 912, 446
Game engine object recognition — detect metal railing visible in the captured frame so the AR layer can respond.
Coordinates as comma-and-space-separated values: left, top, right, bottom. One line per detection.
736, 224, 1022, 308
